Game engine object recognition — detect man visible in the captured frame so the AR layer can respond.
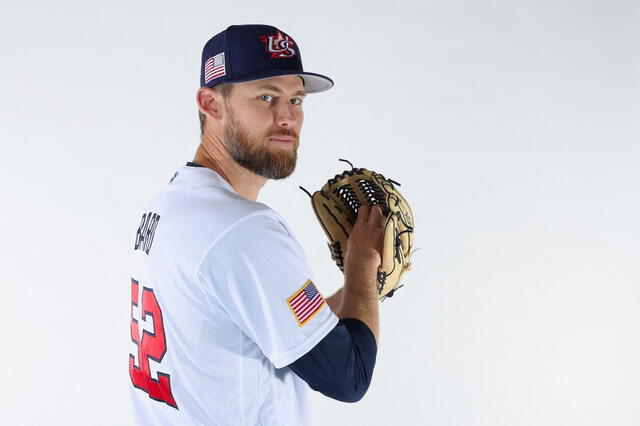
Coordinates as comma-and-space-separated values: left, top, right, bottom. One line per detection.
129, 24, 383, 425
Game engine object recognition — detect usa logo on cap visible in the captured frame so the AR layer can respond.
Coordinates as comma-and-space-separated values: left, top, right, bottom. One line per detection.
259, 30, 297, 59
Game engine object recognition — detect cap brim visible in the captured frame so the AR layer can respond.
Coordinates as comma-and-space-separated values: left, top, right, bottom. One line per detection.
296, 72, 334, 93
208, 68, 334, 94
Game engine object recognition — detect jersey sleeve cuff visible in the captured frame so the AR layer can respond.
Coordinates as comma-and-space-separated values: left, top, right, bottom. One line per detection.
270, 311, 339, 369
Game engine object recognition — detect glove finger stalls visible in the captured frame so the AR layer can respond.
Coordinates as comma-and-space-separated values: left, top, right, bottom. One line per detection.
377, 213, 400, 298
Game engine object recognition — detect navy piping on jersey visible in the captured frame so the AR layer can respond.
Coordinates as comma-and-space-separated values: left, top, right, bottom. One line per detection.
186, 161, 204, 167
288, 318, 377, 403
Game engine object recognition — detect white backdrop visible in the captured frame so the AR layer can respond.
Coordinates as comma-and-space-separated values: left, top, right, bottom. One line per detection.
1, 0, 638, 425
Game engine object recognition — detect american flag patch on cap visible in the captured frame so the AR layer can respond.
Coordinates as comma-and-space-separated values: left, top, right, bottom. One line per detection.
286, 280, 326, 327
204, 52, 226, 84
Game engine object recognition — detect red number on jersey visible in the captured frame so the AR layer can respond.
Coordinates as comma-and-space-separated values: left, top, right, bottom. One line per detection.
129, 278, 178, 409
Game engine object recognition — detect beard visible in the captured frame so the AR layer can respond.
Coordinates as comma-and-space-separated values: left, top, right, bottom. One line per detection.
223, 108, 299, 180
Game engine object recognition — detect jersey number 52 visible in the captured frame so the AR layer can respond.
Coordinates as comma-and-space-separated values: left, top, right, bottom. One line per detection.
129, 278, 178, 409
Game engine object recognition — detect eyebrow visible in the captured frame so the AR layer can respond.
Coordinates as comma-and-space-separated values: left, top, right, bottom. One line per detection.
256, 84, 307, 97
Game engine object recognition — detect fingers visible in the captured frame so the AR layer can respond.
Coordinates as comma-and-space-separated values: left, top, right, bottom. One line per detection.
366, 205, 384, 227
350, 205, 385, 268
356, 204, 370, 225
356, 204, 384, 227
370, 204, 384, 226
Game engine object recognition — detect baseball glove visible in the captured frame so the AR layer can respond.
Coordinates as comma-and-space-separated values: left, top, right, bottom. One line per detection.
300, 159, 414, 301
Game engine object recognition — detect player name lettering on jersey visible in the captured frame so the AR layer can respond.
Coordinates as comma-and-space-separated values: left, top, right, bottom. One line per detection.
134, 212, 161, 255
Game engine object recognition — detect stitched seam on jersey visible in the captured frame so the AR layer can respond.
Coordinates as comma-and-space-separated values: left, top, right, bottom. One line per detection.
240, 335, 246, 426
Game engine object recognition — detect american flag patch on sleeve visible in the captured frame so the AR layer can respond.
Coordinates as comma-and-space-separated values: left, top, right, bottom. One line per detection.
286, 280, 326, 327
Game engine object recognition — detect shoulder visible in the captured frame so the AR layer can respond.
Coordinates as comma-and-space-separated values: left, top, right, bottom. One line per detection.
162, 164, 279, 224
163, 170, 287, 241
147, 166, 294, 267
208, 209, 296, 256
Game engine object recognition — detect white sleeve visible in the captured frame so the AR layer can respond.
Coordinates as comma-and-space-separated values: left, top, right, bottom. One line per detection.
197, 212, 339, 368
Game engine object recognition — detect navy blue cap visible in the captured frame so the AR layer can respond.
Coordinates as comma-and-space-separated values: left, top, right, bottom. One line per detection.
200, 24, 333, 93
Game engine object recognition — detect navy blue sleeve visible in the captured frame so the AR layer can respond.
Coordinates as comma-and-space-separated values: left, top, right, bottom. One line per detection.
287, 318, 377, 403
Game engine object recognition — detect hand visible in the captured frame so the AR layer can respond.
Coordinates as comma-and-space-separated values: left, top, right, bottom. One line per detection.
343, 205, 385, 298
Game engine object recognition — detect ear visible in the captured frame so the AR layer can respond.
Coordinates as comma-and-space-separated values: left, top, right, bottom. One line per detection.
196, 86, 225, 120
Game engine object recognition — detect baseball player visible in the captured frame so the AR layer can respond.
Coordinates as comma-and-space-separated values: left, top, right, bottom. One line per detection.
129, 24, 382, 425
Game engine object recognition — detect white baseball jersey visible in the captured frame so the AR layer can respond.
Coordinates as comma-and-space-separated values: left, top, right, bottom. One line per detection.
129, 164, 339, 425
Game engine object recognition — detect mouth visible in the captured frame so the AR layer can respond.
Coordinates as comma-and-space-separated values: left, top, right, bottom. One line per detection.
270, 137, 296, 147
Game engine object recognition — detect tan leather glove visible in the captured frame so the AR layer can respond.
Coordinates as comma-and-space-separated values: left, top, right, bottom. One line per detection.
301, 160, 414, 300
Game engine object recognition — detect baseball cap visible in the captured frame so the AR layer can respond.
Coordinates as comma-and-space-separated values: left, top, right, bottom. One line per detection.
200, 24, 334, 94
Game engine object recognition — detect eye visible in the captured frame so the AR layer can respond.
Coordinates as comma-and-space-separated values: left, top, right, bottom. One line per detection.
291, 98, 303, 105
259, 94, 274, 102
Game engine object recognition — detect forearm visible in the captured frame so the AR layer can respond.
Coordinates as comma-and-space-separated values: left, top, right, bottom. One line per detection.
338, 290, 379, 345
325, 286, 345, 313
330, 204, 383, 345
334, 274, 379, 345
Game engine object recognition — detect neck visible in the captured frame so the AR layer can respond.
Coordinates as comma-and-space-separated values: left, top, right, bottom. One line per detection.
193, 135, 267, 202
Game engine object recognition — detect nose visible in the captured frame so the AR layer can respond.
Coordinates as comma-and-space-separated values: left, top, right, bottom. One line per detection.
274, 101, 299, 128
